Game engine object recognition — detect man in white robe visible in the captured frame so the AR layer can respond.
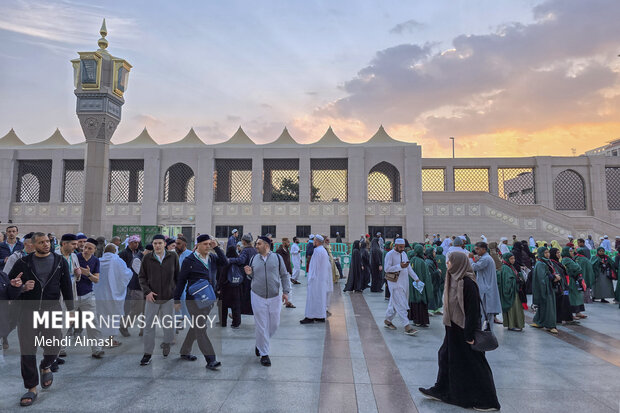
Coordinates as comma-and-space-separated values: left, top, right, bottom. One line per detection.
94, 244, 133, 346
499, 237, 510, 255
384, 238, 420, 336
440, 236, 452, 250
600, 235, 612, 252
290, 237, 301, 284
300, 235, 331, 324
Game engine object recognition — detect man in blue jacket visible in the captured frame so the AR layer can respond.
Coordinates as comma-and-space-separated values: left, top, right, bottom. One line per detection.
227, 229, 239, 249
0, 225, 24, 271
174, 234, 226, 370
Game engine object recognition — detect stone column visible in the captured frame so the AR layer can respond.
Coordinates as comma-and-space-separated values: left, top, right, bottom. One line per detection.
299, 156, 311, 203
405, 145, 424, 241
347, 147, 365, 242
49, 152, 64, 203
445, 164, 455, 191
81, 136, 110, 235
587, 157, 608, 220
534, 157, 553, 209
489, 164, 499, 195
0, 150, 16, 223
140, 149, 160, 225
195, 149, 214, 234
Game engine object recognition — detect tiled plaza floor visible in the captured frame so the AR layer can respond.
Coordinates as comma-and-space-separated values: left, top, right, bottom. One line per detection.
0, 275, 619, 412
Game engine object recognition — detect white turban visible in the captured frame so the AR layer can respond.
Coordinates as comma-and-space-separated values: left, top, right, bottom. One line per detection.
314, 234, 324, 242
309, 234, 315, 239
394, 238, 405, 245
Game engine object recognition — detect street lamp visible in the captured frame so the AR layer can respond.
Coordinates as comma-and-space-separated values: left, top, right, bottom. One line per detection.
449, 136, 455, 158
72, 19, 132, 236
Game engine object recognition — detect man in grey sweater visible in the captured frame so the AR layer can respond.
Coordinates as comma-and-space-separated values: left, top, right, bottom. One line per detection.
244, 236, 290, 366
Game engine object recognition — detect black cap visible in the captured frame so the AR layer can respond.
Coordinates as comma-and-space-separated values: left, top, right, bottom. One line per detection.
196, 234, 211, 243
61, 233, 77, 242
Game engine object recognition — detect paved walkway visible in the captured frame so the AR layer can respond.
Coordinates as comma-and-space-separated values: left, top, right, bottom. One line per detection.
0, 278, 619, 412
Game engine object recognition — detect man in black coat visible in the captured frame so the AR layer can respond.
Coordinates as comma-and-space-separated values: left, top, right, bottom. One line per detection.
8, 232, 74, 407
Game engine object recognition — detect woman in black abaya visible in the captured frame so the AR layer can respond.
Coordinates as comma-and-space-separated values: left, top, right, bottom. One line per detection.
369, 238, 384, 292
360, 240, 371, 290
419, 252, 500, 411
343, 241, 363, 292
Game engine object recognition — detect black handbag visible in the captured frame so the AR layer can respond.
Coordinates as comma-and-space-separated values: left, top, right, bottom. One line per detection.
471, 298, 499, 352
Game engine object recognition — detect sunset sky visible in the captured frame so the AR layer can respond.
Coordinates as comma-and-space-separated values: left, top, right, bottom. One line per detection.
1, 0, 619, 157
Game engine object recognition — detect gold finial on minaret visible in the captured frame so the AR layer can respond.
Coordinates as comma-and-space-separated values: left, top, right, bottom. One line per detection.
98, 18, 108, 50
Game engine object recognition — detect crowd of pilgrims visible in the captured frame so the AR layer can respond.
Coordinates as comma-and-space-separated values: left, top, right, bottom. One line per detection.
1, 225, 619, 410
344, 233, 620, 335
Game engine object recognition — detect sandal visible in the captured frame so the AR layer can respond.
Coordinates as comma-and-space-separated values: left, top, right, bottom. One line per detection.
20, 391, 37, 407
180, 354, 197, 361
285, 303, 296, 308
40, 369, 53, 389
383, 320, 396, 330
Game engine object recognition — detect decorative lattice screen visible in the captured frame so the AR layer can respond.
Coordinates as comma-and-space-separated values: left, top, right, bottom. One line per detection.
214, 159, 252, 203
62, 160, 84, 203
108, 159, 144, 203
367, 162, 401, 202
311, 158, 347, 202
498, 168, 535, 204
554, 169, 586, 210
164, 163, 195, 202
263, 159, 299, 202
16, 160, 52, 202
606, 167, 620, 210
454, 168, 489, 192
421, 169, 445, 191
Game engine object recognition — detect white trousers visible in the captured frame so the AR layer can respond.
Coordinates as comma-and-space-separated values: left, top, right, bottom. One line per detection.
292, 258, 301, 280
251, 291, 281, 357
385, 283, 409, 328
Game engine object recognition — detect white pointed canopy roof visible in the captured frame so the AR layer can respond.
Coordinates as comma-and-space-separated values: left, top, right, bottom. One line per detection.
31, 128, 71, 146
364, 125, 407, 145
163, 128, 205, 146
115, 127, 158, 146
311, 126, 348, 146
0, 128, 26, 146
267, 127, 299, 145
218, 126, 255, 145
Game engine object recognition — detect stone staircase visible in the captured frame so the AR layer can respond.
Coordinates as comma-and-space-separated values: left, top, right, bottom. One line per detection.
422, 191, 620, 242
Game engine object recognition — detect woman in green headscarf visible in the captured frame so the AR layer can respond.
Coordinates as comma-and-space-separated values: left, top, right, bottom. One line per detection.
574, 247, 594, 303
590, 247, 616, 303
424, 247, 442, 315
435, 246, 447, 307
498, 252, 525, 331
409, 244, 433, 327
561, 247, 587, 319
530, 247, 558, 334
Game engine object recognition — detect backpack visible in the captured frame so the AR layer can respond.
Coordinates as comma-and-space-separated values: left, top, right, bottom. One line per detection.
227, 264, 244, 286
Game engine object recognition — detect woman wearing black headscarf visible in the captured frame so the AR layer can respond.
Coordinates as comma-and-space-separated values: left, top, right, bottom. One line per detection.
549, 247, 576, 324
360, 240, 371, 290
369, 238, 384, 292
419, 252, 500, 410
217, 246, 243, 328
344, 241, 363, 292
521, 240, 535, 294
